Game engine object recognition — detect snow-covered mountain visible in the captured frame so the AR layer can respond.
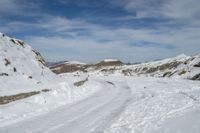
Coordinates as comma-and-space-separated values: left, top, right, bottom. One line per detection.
48, 60, 86, 68
119, 54, 200, 80
50, 60, 87, 74
50, 54, 200, 80
50, 59, 123, 74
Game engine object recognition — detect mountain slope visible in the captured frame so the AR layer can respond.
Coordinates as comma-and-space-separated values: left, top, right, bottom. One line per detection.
0, 32, 49, 75
0, 32, 57, 96
0, 33, 103, 126
50, 59, 123, 74
120, 54, 200, 80
54, 54, 200, 80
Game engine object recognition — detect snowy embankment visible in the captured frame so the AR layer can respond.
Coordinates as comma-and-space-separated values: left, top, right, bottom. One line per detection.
0, 75, 102, 127
0, 33, 101, 127
0, 76, 131, 133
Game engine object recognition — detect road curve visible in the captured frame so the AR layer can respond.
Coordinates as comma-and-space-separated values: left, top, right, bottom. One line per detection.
0, 80, 131, 133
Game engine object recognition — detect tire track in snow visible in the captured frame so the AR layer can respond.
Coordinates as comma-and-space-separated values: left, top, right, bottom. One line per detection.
0, 80, 132, 133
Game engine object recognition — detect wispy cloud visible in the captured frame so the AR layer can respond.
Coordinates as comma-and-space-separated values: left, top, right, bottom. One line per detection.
110, 0, 200, 20
0, 0, 40, 16
0, 0, 18, 13
0, 0, 200, 62
18, 16, 199, 62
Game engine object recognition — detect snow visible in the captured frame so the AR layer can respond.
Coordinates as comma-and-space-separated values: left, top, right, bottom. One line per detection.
0, 76, 131, 132
49, 61, 86, 68
142, 54, 190, 65
1, 75, 200, 133
0, 33, 100, 127
103, 59, 119, 62
104, 77, 200, 133
0, 32, 57, 95
1, 33, 200, 133
65, 61, 86, 65
153, 109, 200, 133
0, 75, 102, 127
87, 54, 200, 80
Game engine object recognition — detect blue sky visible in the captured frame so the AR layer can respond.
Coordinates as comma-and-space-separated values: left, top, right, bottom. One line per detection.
0, 0, 200, 63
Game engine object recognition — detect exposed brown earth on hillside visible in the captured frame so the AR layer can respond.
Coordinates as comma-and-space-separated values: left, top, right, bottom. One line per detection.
50, 60, 123, 74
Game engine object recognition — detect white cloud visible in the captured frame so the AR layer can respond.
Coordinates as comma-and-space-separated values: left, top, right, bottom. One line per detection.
0, 0, 41, 17
1, 15, 100, 35
0, 0, 18, 13
0, 0, 199, 62
163, 0, 200, 19
26, 36, 175, 63
20, 16, 200, 62
111, 0, 200, 21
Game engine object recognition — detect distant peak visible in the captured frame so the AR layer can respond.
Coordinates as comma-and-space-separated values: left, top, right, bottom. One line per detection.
175, 54, 188, 58
65, 61, 86, 65
103, 59, 120, 62
171, 54, 191, 61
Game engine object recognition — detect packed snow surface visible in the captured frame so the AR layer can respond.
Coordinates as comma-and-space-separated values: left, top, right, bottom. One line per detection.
1, 75, 200, 133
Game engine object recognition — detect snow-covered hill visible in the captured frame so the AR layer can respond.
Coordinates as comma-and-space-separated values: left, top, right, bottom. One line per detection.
48, 60, 86, 68
0, 32, 57, 96
50, 59, 123, 74
55, 54, 200, 80
119, 54, 200, 80
50, 60, 87, 74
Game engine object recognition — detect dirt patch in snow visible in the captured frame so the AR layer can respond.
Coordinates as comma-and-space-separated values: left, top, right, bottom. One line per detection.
190, 73, 200, 80
74, 78, 88, 87
194, 62, 200, 67
0, 91, 40, 105
0, 89, 51, 105
4, 58, 11, 66
145, 61, 181, 73
94, 60, 123, 68
0, 73, 9, 76
106, 81, 115, 86
51, 64, 88, 74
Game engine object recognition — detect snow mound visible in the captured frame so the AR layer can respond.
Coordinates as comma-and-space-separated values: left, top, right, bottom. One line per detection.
0, 32, 56, 95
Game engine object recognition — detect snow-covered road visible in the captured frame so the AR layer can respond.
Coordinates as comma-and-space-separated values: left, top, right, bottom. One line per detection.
1, 76, 200, 133
0, 80, 131, 133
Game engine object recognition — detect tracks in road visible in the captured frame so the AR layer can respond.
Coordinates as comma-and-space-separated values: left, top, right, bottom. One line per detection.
0, 80, 132, 133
